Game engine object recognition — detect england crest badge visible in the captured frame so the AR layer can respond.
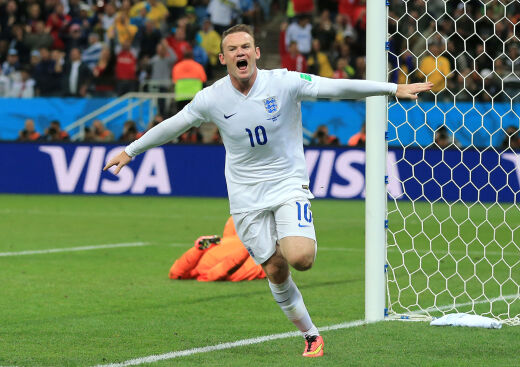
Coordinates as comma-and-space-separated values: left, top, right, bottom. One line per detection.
264, 96, 278, 114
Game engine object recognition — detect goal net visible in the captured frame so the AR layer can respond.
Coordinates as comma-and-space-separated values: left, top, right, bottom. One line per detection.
385, 0, 520, 325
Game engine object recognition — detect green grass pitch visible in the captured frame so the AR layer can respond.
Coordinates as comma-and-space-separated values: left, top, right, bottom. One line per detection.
1, 194, 519, 366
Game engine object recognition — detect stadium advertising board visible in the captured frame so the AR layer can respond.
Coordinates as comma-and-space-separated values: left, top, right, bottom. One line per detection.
1, 143, 519, 203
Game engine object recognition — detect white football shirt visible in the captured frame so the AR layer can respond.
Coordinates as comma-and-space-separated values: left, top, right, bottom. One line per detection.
125, 68, 397, 213
181, 69, 318, 213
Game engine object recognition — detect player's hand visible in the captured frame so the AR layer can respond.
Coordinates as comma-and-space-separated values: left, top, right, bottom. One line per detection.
103, 150, 132, 175
395, 82, 433, 100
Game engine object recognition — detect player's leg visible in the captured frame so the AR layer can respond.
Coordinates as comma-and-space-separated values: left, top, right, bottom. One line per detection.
233, 208, 323, 356
262, 248, 323, 356
272, 198, 323, 357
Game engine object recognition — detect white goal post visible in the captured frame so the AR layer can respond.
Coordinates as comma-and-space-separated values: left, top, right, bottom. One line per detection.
366, 0, 520, 325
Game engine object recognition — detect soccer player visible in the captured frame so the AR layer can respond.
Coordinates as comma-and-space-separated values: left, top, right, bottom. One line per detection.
169, 216, 266, 281
104, 24, 432, 357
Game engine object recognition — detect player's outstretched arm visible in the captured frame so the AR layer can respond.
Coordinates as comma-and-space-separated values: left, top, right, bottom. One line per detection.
395, 82, 433, 100
315, 76, 433, 100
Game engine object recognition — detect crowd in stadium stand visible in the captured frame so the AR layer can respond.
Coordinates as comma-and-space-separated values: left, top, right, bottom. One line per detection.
2, 0, 520, 146
387, 0, 520, 102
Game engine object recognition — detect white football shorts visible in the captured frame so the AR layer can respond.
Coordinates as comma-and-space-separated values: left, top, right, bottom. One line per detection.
232, 197, 317, 265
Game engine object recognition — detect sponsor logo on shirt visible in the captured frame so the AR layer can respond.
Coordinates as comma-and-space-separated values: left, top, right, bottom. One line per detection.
224, 113, 237, 119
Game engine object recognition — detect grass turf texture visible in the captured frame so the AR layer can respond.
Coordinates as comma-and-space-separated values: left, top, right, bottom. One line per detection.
0, 194, 519, 366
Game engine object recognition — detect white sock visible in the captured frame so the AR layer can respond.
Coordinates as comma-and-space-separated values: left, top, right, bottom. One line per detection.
268, 275, 319, 337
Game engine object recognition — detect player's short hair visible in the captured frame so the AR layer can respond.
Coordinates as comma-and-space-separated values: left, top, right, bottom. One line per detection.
220, 24, 255, 53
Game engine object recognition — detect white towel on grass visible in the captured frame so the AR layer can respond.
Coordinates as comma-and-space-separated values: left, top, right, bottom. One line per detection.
430, 313, 502, 329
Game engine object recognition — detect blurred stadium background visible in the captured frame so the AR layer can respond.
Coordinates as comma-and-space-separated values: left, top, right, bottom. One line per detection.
1, 0, 520, 366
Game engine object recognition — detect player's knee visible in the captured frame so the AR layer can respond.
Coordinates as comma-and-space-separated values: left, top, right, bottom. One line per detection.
288, 251, 314, 271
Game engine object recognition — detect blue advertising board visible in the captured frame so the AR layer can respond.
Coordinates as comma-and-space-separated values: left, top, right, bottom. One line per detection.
1, 143, 519, 203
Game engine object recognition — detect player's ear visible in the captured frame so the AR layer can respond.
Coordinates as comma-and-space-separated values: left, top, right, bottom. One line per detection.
219, 53, 226, 65
255, 46, 260, 60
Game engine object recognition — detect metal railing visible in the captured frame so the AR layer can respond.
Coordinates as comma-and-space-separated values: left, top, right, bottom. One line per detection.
66, 91, 176, 140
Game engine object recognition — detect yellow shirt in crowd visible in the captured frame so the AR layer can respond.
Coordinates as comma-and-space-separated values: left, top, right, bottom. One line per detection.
199, 30, 222, 66
130, 1, 169, 27
419, 55, 451, 93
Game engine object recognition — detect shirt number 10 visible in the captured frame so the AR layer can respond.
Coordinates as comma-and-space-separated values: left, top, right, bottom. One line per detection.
245, 126, 268, 147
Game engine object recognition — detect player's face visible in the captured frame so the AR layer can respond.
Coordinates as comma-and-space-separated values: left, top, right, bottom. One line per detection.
219, 32, 260, 84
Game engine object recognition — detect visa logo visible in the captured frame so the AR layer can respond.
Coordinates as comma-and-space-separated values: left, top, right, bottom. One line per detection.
304, 149, 403, 199
39, 146, 171, 194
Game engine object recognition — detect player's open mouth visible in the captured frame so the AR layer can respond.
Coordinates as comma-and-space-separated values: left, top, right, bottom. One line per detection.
237, 59, 248, 71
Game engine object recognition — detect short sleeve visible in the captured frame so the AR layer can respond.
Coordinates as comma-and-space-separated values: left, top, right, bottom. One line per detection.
285, 71, 320, 101
179, 89, 210, 128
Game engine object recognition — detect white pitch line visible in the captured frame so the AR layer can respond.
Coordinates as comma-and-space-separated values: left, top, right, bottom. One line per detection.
92, 292, 520, 367
0, 242, 150, 257
93, 319, 367, 367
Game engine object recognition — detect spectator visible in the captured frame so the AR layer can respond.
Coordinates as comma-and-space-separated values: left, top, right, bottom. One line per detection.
0, 69, 10, 97
311, 125, 339, 145
33, 47, 62, 96
61, 47, 91, 96
130, 0, 169, 29
91, 120, 114, 142
115, 39, 138, 95
18, 119, 41, 141
119, 120, 138, 142
9, 24, 31, 65
240, 0, 260, 28
292, 0, 314, 15
333, 57, 354, 79
7, 66, 35, 98
150, 39, 176, 113
348, 123, 365, 147
181, 7, 201, 42
178, 127, 203, 143
333, 42, 356, 75
167, 26, 192, 62
2, 49, 20, 77
434, 126, 458, 149
23, 20, 54, 51
281, 41, 307, 73
418, 40, 451, 95
312, 10, 336, 52
65, 23, 87, 54
207, 0, 240, 34
82, 33, 103, 71
107, 12, 138, 48
307, 39, 333, 78
100, 2, 117, 34
166, 0, 188, 25
46, 3, 71, 50
26, 3, 44, 30
501, 126, 520, 151
172, 49, 207, 111
0, 1, 21, 40
42, 120, 70, 141
92, 45, 116, 96
83, 125, 96, 142
198, 19, 221, 75
137, 20, 163, 58
136, 114, 163, 138
191, 38, 209, 73
354, 56, 365, 79
285, 15, 312, 56
278, 20, 289, 57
